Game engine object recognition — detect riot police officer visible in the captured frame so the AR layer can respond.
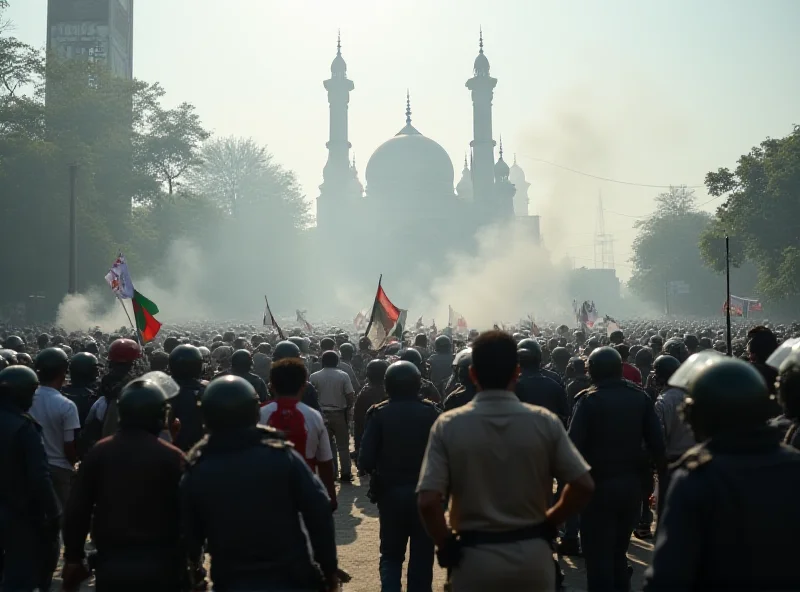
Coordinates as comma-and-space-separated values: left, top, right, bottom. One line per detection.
353, 359, 389, 463
273, 340, 321, 411
221, 349, 269, 403
443, 348, 475, 411
568, 347, 666, 592
359, 361, 440, 592
168, 344, 207, 452
515, 340, 570, 424
518, 338, 563, 385
428, 335, 454, 391
181, 375, 340, 591
775, 349, 800, 448
645, 354, 800, 591
62, 352, 100, 428
0, 366, 61, 591
399, 348, 441, 404
62, 373, 185, 592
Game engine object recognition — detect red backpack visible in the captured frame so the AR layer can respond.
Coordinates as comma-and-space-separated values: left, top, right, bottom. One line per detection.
267, 399, 311, 468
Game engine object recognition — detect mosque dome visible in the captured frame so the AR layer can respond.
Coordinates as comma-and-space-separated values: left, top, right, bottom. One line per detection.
473, 30, 490, 76
365, 94, 454, 199
331, 33, 347, 77
456, 155, 473, 201
509, 156, 527, 183
494, 155, 509, 179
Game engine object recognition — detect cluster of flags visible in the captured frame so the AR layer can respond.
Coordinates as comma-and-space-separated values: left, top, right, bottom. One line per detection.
574, 300, 599, 328
296, 309, 314, 333
263, 296, 285, 340
104, 254, 163, 343
448, 306, 468, 330
723, 296, 763, 317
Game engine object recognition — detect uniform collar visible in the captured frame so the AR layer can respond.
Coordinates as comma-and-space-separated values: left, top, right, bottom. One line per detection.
473, 389, 518, 402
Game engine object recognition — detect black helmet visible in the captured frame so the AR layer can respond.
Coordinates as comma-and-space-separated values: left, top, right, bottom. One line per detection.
384, 361, 422, 398
684, 334, 700, 352
663, 339, 689, 362
35, 347, 69, 380
608, 330, 625, 345
0, 365, 39, 411
169, 344, 203, 380
453, 347, 473, 370
414, 334, 428, 348
399, 348, 423, 368
649, 335, 664, 353
222, 331, 236, 344
366, 359, 389, 385
517, 338, 542, 367
149, 350, 170, 372
635, 346, 654, 368
84, 340, 100, 355
359, 336, 372, 351
15, 353, 33, 368
201, 375, 260, 432
272, 340, 302, 361
231, 349, 253, 372
678, 356, 769, 438
118, 376, 177, 433
339, 342, 355, 360
288, 336, 307, 353
36, 333, 50, 349
434, 335, 452, 353
551, 347, 572, 367
653, 355, 681, 382
0, 349, 18, 366
163, 336, 180, 354
588, 346, 623, 382
233, 338, 249, 351
3, 335, 25, 352
320, 350, 340, 367
69, 352, 99, 381
319, 337, 336, 351
517, 338, 541, 354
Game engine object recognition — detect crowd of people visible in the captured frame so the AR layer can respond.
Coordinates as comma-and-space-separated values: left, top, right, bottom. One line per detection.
1, 315, 799, 591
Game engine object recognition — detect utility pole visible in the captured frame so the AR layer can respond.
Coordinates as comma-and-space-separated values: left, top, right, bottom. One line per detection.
68, 163, 78, 295
725, 236, 732, 356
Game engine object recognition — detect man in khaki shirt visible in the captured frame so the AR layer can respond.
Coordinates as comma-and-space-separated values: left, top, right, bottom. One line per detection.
417, 330, 595, 591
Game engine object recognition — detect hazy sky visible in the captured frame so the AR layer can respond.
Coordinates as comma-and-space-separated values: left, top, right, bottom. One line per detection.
8, 0, 800, 280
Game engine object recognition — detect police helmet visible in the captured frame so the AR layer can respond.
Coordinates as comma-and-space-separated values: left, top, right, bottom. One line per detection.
684, 334, 700, 352
197, 346, 212, 363
118, 376, 177, 433
359, 336, 372, 351
4, 335, 25, 352
69, 352, 99, 381
231, 349, 253, 372
635, 346, 654, 368
149, 350, 170, 372
653, 355, 681, 382
108, 339, 141, 363
0, 349, 18, 365
399, 348, 423, 368
201, 375, 260, 432
169, 344, 203, 380
15, 352, 33, 368
35, 347, 70, 380
434, 335, 452, 353
272, 341, 302, 361
453, 347, 473, 369
663, 338, 689, 362
0, 365, 39, 411
385, 361, 422, 398
587, 346, 623, 382
222, 331, 236, 343
163, 336, 180, 354
414, 334, 428, 348
609, 330, 625, 345
211, 345, 234, 362
339, 342, 355, 360
551, 347, 572, 367
366, 359, 389, 385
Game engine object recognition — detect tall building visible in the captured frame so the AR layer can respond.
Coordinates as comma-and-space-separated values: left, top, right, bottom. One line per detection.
46, 0, 134, 81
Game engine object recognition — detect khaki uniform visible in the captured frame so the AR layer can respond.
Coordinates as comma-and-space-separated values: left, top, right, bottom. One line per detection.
417, 390, 590, 592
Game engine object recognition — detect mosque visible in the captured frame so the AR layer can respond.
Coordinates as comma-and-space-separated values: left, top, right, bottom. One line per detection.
313, 32, 540, 299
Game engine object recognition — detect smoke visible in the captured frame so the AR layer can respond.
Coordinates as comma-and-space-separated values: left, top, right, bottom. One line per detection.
55, 239, 211, 334
415, 219, 573, 329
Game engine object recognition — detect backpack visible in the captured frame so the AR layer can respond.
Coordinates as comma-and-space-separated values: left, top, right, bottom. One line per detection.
267, 399, 310, 467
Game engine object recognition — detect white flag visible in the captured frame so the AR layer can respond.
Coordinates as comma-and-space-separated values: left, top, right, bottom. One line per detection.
104, 253, 135, 299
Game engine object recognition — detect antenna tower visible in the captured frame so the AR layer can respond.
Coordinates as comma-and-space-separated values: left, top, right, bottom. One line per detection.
594, 192, 615, 270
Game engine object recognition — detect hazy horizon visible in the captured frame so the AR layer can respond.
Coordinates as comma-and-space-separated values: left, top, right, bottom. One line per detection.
7, 0, 800, 283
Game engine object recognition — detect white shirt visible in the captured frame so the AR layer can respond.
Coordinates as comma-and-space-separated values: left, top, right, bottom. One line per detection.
259, 401, 333, 463
87, 397, 108, 423
29, 386, 81, 471
309, 367, 354, 411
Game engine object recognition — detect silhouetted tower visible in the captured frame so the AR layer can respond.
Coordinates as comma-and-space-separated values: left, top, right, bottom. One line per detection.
318, 31, 356, 230
466, 28, 498, 213
594, 192, 615, 269
493, 136, 515, 217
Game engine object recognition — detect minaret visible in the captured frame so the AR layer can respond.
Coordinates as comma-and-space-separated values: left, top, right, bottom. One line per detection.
509, 153, 531, 216
493, 136, 515, 217
456, 153, 473, 201
318, 31, 355, 229
465, 28, 497, 211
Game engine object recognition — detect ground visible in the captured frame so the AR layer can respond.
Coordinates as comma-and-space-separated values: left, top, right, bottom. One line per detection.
56, 474, 653, 591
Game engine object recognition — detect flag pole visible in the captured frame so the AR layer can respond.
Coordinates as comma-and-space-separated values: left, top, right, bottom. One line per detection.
362, 274, 382, 339
725, 236, 732, 357
265, 295, 285, 340
116, 296, 141, 346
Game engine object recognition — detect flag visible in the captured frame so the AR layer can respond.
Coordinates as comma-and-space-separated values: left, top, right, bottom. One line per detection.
587, 301, 598, 328
527, 314, 541, 337
263, 295, 285, 340
448, 306, 468, 330
604, 315, 620, 336
104, 253, 135, 299
353, 310, 368, 332
415, 315, 424, 330
364, 281, 402, 345
392, 310, 408, 341
578, 301, 598, 328
296, 309, 313, 333
132, 290, 161, 342
750, 300, 763, 312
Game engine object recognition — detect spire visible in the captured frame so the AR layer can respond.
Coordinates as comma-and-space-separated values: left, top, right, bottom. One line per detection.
513, 153, 517, 166
479, 27, 484, 54
337, 29, 341, 55
464, 152, 469, 170
405, 89, 412, 125
499, 135, 504, 159
330, 30, 347, 76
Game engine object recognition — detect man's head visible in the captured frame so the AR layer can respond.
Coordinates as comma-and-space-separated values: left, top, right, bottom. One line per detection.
399, 347, 424, 369
746, 326, 778, 364
34, 347, 69, 388
608, 330, 625, 345
587, 347, 623, 382
321, 350, 340, 368
614, 343, 631, 363
517, 338, 542, 370
470, 331, 519, 391
414, 333, 428, 348
0, 365, 39, 411
339, 342, 354, 362
366, 359, 389, 386
269, 358, 308, 399
231, 349, 253, 373
169, 344, 204, 381
385, 361, 422, 398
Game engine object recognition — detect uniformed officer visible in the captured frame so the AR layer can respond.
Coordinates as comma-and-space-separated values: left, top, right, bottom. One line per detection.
568, 346, 666, 592
62, 351, 100, 429
644, 354, 800, 591
168, 344, 207, 452
62, 373, 186, 592
353, 359, 388, 464
443, 348, 476, 412
399, 348, 441, 405
515, 340, 570, 424
359, 361, 440, 592
180, 375, 340, 591
518, 338, 564, 385
428, 335, 454, 392
417, 331, 594, 592
775, 349, 800, 448
218, 349, 269, 403
0, 366, 61, 591
273, 340, 321, 411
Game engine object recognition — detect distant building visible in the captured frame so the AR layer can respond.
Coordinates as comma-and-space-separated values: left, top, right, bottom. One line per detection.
314, 31, 540, 296
46, 0, 134, 82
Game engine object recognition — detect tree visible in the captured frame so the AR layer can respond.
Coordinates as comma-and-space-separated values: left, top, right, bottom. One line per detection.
701, 126, 800, 301
629, 187, 726, 315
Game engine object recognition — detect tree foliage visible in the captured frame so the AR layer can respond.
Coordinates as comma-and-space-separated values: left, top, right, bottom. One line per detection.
700, 126, 800, 301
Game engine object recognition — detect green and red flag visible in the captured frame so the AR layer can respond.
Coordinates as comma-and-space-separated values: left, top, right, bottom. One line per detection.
132, 290, 162, 342
364, 277, 402, 345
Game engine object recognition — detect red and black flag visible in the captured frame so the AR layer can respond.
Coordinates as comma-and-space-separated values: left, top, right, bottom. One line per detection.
364, 276, 402, 345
